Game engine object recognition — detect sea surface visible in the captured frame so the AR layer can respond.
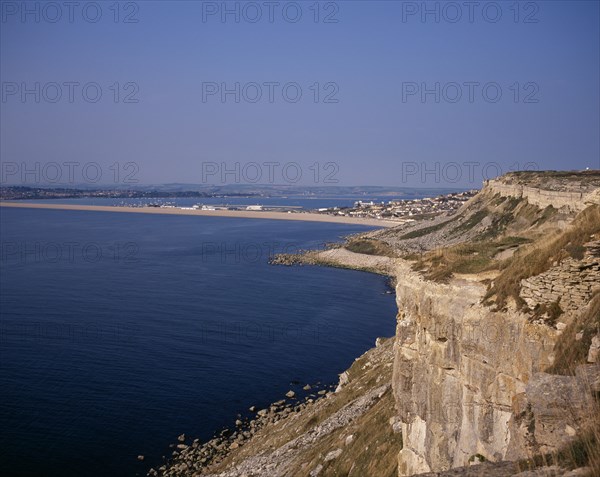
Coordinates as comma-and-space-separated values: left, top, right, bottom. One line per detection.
0, 206, 398, 477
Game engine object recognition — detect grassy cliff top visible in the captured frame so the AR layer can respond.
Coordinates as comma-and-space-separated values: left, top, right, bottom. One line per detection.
493, 170, 600, 191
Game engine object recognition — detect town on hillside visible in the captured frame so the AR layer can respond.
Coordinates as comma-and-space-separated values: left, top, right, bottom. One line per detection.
314, 190, 478, 223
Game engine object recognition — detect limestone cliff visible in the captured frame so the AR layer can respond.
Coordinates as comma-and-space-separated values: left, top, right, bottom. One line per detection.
485, 181, 599, 213
389, 171, 600, 476
391, 261, 597, 475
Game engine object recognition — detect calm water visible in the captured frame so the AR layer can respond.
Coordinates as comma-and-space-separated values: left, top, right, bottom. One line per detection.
0, 208, 397, 477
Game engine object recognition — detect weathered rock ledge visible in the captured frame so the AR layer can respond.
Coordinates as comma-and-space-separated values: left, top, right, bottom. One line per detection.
270, 247, 397, 276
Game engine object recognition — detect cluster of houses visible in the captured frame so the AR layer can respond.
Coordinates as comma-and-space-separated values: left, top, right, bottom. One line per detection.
316, 190, 478, 222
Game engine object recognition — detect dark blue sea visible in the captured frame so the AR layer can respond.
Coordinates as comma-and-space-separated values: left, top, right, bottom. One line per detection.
0, 207, 397, 477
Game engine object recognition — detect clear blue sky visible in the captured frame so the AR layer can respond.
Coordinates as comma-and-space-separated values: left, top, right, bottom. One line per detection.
1, 0, 599, 188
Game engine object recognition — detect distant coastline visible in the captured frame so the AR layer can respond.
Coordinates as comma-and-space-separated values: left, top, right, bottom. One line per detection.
0, 201, 400, 228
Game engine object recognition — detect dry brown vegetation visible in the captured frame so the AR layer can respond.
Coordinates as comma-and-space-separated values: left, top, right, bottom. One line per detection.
409, 236, 530, 282
547, 291, 600, 375
528, 292, 600, 475
344, 238, 398, 258
484, 205, 600, 309
515, 424, 600, 476
370, 189, 563, 283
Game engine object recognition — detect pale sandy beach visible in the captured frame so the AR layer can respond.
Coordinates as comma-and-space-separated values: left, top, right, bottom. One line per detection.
0, 201, 400, 228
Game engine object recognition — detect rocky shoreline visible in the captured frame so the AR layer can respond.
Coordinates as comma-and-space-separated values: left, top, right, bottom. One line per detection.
147, 382, 339, 476
146, 334, 399, 477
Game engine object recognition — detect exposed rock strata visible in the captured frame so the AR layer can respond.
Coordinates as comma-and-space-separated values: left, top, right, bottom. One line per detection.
520, 258, 600, 313
392, 259, 598, 475
486, 177, 600, 213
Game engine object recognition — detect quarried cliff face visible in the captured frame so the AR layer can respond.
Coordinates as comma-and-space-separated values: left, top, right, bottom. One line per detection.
485, 170, 600, 213
486, 180, 599, 213
391, 261, 596, 476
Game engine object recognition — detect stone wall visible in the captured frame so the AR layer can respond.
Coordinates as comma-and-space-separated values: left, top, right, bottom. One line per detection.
486, 180, 600, 213
520, 258, 600, 313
